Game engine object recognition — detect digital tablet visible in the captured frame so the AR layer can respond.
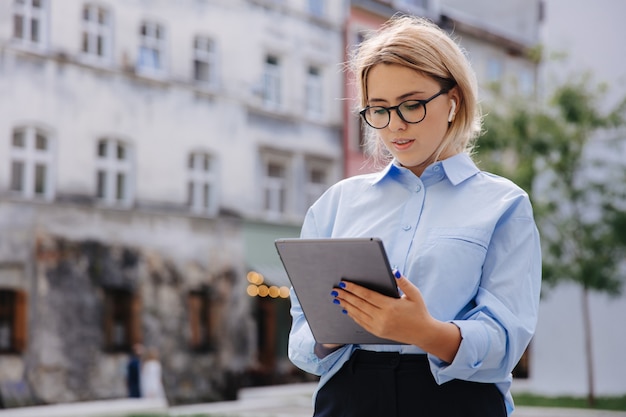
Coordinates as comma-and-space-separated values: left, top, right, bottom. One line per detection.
275, 237, 401, 344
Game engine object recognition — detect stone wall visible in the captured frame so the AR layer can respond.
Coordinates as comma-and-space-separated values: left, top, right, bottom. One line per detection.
0, 201, 254, 405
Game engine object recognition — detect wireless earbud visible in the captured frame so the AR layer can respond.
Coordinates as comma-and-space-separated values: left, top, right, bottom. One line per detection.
448, 100, 457, 123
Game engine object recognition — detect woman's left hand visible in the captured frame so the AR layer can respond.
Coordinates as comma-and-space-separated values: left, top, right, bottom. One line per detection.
333, 272, 461, 362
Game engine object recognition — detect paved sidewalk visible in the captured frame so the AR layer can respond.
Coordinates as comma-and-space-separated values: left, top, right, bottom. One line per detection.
1, 383, 624, 417
0, 397, 168, 417
169, 383, 626, 417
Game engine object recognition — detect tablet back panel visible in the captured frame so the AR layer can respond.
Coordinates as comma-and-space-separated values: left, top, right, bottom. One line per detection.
275, 237, 400, 344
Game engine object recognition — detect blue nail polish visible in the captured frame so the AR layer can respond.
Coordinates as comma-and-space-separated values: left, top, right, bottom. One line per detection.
331, 290, 339, 297
339, 282, 346, 289
394, 269, 402, 279
342, 309, 348, 314
333, 299, 340, 305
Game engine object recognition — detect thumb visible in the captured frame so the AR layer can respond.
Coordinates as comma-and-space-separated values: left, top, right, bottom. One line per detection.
393, 269, 421, 299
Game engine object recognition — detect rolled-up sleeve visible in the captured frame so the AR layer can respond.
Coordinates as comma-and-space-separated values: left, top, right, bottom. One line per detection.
288, 291, 351, 375
430, 200, 542, 384
287, 206, 353, 375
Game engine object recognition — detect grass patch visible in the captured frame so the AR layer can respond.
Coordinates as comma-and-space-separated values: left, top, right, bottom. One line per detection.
514, 393, 626, 411
125, 414, 169, 417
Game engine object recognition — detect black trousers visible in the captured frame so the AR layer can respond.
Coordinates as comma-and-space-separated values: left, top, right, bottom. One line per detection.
314, 350, 507, 417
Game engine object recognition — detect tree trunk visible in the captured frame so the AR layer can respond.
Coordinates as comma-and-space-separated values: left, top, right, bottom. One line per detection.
582, 286, 596, 407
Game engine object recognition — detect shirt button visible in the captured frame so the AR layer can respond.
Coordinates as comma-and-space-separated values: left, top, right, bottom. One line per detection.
402, 224, 411, 231
433, 165, 441, 172
415, 184, 422, 192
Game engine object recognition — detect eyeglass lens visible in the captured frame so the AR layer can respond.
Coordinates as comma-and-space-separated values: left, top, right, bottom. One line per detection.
363, 101, 426, 128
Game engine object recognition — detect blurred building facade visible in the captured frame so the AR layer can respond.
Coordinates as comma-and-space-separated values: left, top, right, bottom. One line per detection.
1, 0, 623, 410
343, 0, 542, 177
0, 0, 343, 407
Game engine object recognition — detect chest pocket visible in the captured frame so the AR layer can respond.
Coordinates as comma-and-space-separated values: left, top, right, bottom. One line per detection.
425, 227, 490, 250
416, 227, 491, 311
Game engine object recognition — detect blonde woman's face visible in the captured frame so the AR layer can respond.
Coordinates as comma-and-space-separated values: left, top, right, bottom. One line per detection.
365, 63, 456, 176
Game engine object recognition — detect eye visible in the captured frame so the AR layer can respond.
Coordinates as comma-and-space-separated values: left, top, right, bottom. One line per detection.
401, 101, 423, 111
371, 107, 388, 116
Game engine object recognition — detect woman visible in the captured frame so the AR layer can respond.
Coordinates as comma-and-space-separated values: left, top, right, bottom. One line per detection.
288, 15, 541, 417
140, 346, 166, 400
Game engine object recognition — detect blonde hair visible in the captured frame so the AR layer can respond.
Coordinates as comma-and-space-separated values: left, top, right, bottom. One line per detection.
349, 14, 482, 167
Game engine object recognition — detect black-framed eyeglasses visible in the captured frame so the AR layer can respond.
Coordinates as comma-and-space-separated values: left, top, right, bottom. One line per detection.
359, 88, 450, 129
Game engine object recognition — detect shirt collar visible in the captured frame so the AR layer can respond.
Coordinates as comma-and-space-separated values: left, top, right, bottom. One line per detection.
371, 153, 479, 186
440, 153, 480, 185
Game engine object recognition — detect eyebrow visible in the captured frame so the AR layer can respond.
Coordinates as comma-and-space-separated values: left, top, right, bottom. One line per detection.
368, 90, 426, 104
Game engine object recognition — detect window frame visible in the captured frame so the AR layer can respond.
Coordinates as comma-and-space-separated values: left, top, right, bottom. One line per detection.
9, 126, 55, 201
187, 290, 218, 352
517, 67, 535, 97
307, 0, 325, 17
137, 20, 167, 76
102, 288, 141, 352
486, 57, 505, 84
95, 138, 134, 207
12, 0, 48, 50
305, 65, 324, 119
394, 0, 429, 12
304, 157, 331, 210
260, 152, 291, 220
262, 54, 282, 109
0, 289, 27, 354
80, 3, 113, 65
513, 345, 531, 379
187, 151, 218, 215
193, 35, 218, 88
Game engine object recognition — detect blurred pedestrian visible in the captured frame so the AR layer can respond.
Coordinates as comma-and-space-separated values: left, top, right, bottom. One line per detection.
140, 346, 166, 399
126, 343, 143, 398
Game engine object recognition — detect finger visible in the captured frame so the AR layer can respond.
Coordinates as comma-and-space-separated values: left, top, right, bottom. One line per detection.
339, 296, 376, 327
393, 272, 421, 300
337, 281, 390, 306
332, 284, 380, 323
334, 287, 379, 315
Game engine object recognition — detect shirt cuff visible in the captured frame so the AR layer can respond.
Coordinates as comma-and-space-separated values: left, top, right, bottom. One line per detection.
429, 319, 491, 384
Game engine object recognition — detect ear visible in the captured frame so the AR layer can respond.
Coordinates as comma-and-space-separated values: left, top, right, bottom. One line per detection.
447, 88, 461, 123
448, 100, 457, 123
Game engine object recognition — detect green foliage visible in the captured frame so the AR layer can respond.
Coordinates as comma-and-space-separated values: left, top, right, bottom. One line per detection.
477, 73, 626, 296
514, 393, 626, 411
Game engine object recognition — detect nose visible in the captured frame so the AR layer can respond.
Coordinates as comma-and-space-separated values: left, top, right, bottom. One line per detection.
387, 108, 406, 131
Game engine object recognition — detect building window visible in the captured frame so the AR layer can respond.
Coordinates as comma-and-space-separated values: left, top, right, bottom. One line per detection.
486, 57, 504, 84
395, 0, 428, 10
12, 0, 48, 48
188, 290, 218, 352
305, 65, 323, 118
103, 288, 141, 352
187, 152, 217, 215
305, 159, 330, 209
137, 21, 166, 75
95, 138, 133, 206
262, 155, 289, 218
513, 346, 530, 379
307, 0, 324, 16
81, 4, 112, 63
0, 289, 27, 354
10, 126, 54, 200
193, 36, 217, 87
262, 55, 281, 109
358, 114, 367, 150
518, 68, 535, 97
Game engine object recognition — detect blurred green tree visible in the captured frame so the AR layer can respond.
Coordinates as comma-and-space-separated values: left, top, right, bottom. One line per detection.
477, 72, 626, 406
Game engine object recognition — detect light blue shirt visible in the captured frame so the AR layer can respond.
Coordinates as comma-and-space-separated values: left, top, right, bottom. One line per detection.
288, 153, 542, 416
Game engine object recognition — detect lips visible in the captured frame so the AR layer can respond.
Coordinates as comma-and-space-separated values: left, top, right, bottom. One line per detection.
392, 138, 414, 150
